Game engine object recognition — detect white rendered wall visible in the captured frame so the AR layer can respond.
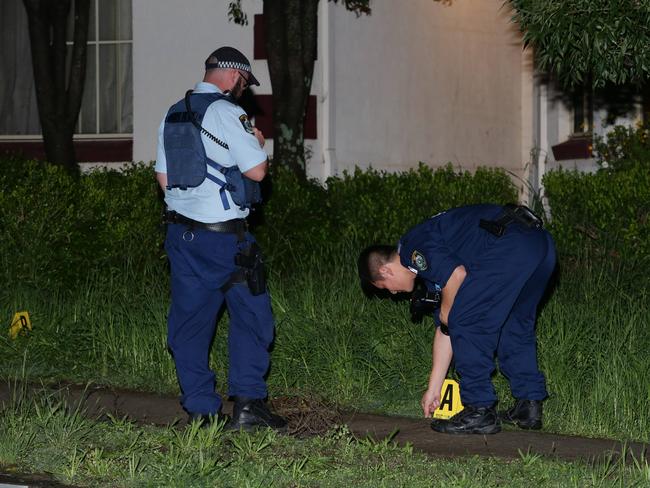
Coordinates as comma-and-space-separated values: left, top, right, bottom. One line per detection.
326, 0, 530, 177
132, 0, 269, 164
133, 0, 531, 181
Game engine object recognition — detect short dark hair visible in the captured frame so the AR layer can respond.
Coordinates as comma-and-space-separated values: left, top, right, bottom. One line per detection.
357, 244, 398, 288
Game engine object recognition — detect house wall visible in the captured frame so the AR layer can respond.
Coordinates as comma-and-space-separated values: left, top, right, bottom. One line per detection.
325, 0, 532, 180
132, 0, 533, 182
131, 0, 269, 165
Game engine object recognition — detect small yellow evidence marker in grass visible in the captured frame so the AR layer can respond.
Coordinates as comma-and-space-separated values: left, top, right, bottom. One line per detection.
433, 378, 464, 419
9, 311, 32, 340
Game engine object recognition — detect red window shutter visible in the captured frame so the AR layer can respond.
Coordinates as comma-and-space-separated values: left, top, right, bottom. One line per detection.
253, 95, 317, 140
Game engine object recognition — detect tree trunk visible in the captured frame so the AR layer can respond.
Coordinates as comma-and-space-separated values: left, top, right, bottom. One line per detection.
23, 0, 90, 172
263, 0, 318, 180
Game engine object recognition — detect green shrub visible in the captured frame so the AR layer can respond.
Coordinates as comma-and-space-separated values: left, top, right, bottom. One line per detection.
77, 163, 163, 272
8, 153, 649, 286
252, 165, 331, 263
256, 163, 518, 264
0, 158, 519, 284
543, 162, 650, 260
0, 159, 83, 286
0, 159, 164, 288
594, 122, 650, 172
325, 164, 517, 244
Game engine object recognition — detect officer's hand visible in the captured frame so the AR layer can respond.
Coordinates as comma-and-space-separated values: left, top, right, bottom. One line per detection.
253, 127, 265, 148
421, 387, 441, 417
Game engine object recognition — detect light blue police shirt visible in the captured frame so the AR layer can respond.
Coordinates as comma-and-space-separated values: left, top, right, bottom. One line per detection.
155, 82, 267, 223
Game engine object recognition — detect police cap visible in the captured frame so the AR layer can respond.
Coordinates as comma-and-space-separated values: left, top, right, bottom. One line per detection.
205, 46, 260, 86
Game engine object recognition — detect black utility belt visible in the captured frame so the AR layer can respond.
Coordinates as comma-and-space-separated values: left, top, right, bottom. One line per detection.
164, 210, 247, 234
479, 204, 543, 237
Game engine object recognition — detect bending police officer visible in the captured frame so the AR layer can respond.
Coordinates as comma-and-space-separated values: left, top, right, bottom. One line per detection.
155, 46, 286, 431
358, 204, 555, 434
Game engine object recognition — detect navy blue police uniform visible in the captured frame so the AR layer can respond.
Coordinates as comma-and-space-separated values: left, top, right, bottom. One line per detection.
398, 204, 555, 408
155, 51, 278, 426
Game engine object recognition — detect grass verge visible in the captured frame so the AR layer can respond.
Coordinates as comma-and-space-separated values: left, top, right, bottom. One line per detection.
0, 390, 649, 487
1, 245, 648, 443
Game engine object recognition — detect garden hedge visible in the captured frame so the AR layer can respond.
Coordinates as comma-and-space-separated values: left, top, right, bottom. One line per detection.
1, 154, 647, 288
543, 162, 649, 260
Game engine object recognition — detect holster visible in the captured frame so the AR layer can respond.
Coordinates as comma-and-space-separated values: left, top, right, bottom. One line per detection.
222, 242, 267, 296
479, 204, 543, 237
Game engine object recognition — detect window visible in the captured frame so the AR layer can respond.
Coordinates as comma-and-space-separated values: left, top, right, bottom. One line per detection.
0, 0, 132, 138
572, 86, 594, 135
70, 0, 133, 135
0, 0, 40, 136
551, 84, 595, 161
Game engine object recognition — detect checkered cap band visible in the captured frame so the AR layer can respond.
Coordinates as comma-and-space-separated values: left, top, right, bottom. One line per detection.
207, 61, 251, 72
204, 47, 259, 85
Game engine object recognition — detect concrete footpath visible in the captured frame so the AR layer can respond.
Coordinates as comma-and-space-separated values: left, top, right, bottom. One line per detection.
0, 382, 648, 486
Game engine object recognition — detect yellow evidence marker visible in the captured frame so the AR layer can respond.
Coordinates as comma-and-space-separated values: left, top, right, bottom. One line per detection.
9, 311, 32, 340
432, 378, 464, 419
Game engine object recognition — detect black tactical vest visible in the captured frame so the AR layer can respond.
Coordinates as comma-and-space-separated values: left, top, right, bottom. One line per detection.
163, 91, 261, 211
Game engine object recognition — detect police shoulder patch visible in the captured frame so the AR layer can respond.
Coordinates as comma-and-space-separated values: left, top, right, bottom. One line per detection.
411, 250, 427, 271
239, 114, 255, 134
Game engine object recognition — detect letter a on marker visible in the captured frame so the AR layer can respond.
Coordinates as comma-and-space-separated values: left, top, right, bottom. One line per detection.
439, 384, 454, 411
432, 379, 465, 419
9, 311, 32, 340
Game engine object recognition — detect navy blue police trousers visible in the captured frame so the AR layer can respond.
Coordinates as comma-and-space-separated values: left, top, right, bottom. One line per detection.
164, 223, 274, 416
447, 225, 556, 407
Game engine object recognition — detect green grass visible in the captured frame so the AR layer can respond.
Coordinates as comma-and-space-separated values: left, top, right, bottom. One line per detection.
2, 157, 648, 484
0, 267, 176, 393
1, 244, 649, 444
0, 245, 648, 485
0, 391, 649, 487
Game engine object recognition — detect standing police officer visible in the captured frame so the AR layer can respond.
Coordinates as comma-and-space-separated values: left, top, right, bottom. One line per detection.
358, 204, 555, 434
155, 46, 286, 431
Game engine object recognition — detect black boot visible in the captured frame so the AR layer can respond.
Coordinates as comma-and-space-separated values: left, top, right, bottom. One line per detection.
228, 397, 288, 432
431, 405, 501, 435
499, 399, 543, 430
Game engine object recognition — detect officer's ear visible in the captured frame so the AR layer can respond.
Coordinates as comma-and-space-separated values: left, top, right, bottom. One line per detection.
377, 263, 394, 280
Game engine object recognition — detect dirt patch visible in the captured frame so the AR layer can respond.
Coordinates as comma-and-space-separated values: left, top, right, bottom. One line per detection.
270, 395, 342, 437
0, 471, 75, 487
0, 381, 648, 464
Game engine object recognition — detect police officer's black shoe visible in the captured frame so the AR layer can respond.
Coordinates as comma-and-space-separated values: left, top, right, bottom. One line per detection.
499, 399, 543, 430
188, 411, 231, 429
228, 397, 288, 432
431, 405, 501, 435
